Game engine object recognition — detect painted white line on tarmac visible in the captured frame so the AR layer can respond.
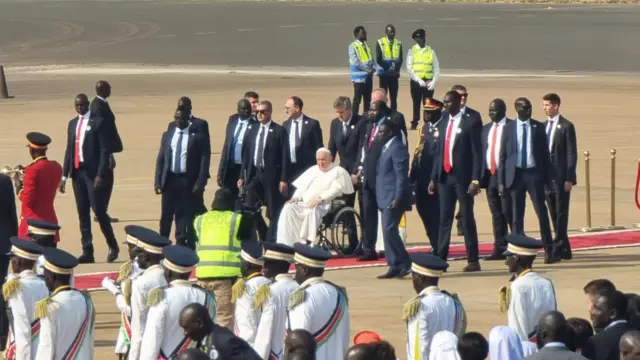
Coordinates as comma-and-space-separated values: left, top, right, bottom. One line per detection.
279, 24, 303, 28
477, 16, 499, 19
320, 22, 341, 26
402, 19, 422, 23
195, 31, 216, 35
237, 28, 260, 32
439, 18, 462, 21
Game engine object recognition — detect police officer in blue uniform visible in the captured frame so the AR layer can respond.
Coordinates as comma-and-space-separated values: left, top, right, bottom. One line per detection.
410, 98, 443, 251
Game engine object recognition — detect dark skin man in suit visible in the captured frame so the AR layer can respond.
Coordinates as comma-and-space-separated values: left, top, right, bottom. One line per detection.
583, 290, 633, 360
218, 99, 256, 197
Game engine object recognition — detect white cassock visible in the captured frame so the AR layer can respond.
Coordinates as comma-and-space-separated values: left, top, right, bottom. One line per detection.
35, 288, 96, 360
506, 270, 556, 340
277, 164, 354, 245
253, 274, 299, 360
128, 265, 167, 360
405, 286, 467, 360
4, 270, 49, 360
234, 274, 271, 346
139, 280, 215, 360
287, 277, 350, 360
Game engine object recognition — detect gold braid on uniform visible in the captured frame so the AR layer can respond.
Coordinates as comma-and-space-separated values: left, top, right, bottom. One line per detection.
254, 284, 271, 310
147, 287, 165, 307
288, 288, 306, 311
35, 297, 58, 319
499, 274, 516, 314
402, 295, 423, 322
231, 279, 246, 304
2, 278, 22, 301
116, 260, 133, 284
123, 279, 133, 306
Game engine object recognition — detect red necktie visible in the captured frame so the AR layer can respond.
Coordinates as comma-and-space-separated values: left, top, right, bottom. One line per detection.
368, 123, 378, 148
443, 117, 455, 173
74, 115, 84, 169
490, 123, 499, 175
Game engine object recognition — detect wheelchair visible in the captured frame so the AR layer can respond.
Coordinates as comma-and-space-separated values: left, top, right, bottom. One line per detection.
315, 195, 363, 256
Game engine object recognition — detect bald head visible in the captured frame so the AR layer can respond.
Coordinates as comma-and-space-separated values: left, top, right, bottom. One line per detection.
371, 88, 388, 103
537, 311, 568, 345
621, 331, 640, 360
345, 344, 372, 360
285, 329, 316, 356
179, 303, 212, 342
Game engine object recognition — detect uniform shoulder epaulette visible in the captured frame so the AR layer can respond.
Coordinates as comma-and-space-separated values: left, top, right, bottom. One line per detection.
254, 283, 271, 310
2, 278, 22, 301
116, 260, 133, 284
35, 296, 59, 319
402, 295, 423, 322
325, 281, 349, 305
231, 278, 247, 304
498, 274, 516, 314
146, 285, 168, 307
288, 288, 306, 311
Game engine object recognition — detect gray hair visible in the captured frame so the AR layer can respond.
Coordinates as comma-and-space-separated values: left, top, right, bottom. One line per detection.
333, 96, 352, 110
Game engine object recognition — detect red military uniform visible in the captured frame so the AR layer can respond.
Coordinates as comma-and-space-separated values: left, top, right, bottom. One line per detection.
18, 156, 62, 242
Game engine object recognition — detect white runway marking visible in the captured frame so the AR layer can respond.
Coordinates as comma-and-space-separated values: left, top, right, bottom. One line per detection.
195, 31, 216, 35
280, 24, 303, 28
402, 19, 422, 23
237, 28, 259, 32
320, 22, 341, 26
363, 20, 383, 24
439, 17, 462, 21
155, 34, 176, 38
476, 16, 499, 20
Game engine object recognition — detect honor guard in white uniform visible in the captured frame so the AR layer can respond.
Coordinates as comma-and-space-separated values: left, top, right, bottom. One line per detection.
403, 253, 467, 360
287, 243, 350, 360
140, 245, 216, 360
35, 248, 95, 360
3, 238, 49, 360
24, 220, 60, 278
253, 243, 298, 360
232, 242, 271, 347
101, 226, 147, 359
128, 231, 172, 360
500, 234, 557, 341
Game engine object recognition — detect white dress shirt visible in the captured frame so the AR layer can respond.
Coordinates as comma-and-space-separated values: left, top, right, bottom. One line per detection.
289, 115, 303, 163
74, 111, 91, 163
546, 114, 560, 151
516, 119, 536, 168
170, 124, 190, 173
444, 112, 463, 168
486, 118, 507, 170
233, 117, 251, 164
254, 121, 272, 167
405, 44, 440, 85
96, 95, 108, 103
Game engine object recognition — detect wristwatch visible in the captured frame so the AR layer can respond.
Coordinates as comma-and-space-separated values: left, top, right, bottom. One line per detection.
471, 180, 479, 185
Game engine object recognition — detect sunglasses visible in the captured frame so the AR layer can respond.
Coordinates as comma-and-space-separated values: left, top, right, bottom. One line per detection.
257, 110, 270, 114
460, 93, 469, 97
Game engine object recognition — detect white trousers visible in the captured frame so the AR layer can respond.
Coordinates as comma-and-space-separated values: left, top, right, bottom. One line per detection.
276, 202, 330, 246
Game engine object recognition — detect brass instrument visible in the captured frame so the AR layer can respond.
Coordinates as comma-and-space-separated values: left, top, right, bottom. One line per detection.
1, 165, 25, 192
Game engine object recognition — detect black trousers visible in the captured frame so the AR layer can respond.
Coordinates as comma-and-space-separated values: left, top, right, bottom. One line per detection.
435, 172, 480, 262
546, 181, 572, 248
415, 183, 440, 249
361, 184, 379, 255
0, 254, 9, 349
352, 76, 373, 115
159, 173, 201, 250
244, 169, 284, 243
72, 168, 118, 254
510, 168, 554, 254
486, 172, 512, 253
379, 75, 399, 110
103, 167, 114, 215
223, 163, 243, 198
410, 80, 434, 126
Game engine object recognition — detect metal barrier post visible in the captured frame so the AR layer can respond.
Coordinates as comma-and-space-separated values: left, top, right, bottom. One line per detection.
580, 150, 604, 232
606, 149, 624, 230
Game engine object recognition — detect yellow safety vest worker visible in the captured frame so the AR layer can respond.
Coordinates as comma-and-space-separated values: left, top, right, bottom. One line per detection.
411, 45, 434, 80
350, 41, 373, 82
376, 37, 401, 75
193, 210, 242, 278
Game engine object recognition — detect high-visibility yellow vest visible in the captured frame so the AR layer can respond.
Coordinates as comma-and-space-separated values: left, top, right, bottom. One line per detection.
193, 210, 242, 279
349, 41, 373, 82
411, 45, 434, 80
377, 37, 401, 61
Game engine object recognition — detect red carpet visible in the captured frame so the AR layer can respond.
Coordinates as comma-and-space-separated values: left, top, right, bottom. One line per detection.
76, 229, 640, 291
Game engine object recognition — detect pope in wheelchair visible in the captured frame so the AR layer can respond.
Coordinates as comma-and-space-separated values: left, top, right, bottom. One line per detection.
276, 148, 354, 246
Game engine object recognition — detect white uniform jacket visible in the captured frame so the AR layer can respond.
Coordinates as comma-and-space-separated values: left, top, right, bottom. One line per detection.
234, 274, 271, 346
507, 270, 557, 340
128, 264, 167, 360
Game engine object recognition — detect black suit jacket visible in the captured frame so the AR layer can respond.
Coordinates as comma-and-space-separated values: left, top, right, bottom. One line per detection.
241, 122, 290, 184
463, 106, 483, 125
363, 109, 408, 143
90, 97, 123, 154
581, 321, 632, 360
0, 174, 18, 255
62, 114, 110, 179
410, 122, 440, 186
203, 325, 262, 360
480, 119, 513, 188
546, 115, 577, 185
154, 121, 211, 191
431, 113, 483, 187
498, 119, 555, 189
282, 115, 323, 172
328, 114, 366, 174
217, 114, 257, 185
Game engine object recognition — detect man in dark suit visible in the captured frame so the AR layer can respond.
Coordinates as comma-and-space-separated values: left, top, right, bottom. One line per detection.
218, 99, 257, 197
451, 84, 482, 236
283, 96, 324, 188
481, 99, 513, 260
582, 290, 633, 360
428, 90, 483, 272
328, 96, 366, 253
239, 100, 290, 243
155, 108, 211, 250
410, 98, 443, 250
375, 121, 412, 278
371, 88, 408, 145
244, 91, 260, 115
0, 173, 18, 347
60, 93, 119, 263
543, 93, 577, 261
527, 311, 589, 360
498, 97, 556, 262
89, 80, 122, 223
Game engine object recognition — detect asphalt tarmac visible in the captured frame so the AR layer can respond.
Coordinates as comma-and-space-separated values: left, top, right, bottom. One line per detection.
1, 1, 639, 72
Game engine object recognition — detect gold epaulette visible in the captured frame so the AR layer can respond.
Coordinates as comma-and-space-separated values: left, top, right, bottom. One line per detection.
254, 284, 271, 310
402, 295, 423, 322
123, 279, 133, 306
35, 297, 58, 319
288, 289, 305, 311
499, 283, 511, 314
231, 278, 246, 304
2, 278, 22, 301
147, 287, 165, 307
116, 260, 133, 284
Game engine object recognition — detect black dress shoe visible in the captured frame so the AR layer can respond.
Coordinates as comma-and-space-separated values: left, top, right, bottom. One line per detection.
396, 268, 411, 278
463, 262, 481, 272
485, 253, 507, 261
559, 247, 572, 260
78, 254, 95, 264
107, 248, 119, 263
377, 269, 400, 279
544, 256, 560, 264
357, 253, 379, 262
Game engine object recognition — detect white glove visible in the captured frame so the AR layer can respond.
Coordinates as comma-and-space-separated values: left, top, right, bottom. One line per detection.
427, 81, 435, 91
101, 277, 119, 296
418, 79, 427, 87
115, 294, 131, 316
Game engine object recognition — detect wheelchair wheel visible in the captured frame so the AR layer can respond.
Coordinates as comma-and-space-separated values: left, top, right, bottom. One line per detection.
330, 207, 362, 256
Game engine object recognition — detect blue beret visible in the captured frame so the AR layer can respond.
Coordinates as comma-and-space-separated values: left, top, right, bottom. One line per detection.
42, 248, 78, 275
261, 242, 295, 262
411, 252, 449, 277
8, 237, 43, 260
26, 219, 60, 236
503, 234, 543, 256
162, 245, 199, 274
293, 243, 332, 268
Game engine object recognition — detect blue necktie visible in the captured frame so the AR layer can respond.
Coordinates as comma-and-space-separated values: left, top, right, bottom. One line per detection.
520, 123, 528, 169
231, 121, 244, 163
256, 126, 266, 167
546, 122, 553, 140
174, 130, 184, 173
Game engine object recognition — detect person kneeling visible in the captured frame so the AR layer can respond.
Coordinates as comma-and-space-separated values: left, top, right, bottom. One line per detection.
276, 148, 354, 246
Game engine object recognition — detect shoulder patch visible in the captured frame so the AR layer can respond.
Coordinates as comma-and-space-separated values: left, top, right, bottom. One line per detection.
231, 278, 246, 304
146, 287, 165, 307
254, 284, 271, 310
499, 283, 511, 314
2, 278, 22, 301
116, 260, 133, 284
288, 289, 305, 311
35, 297, 59, 319
402, 295, 423, 322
